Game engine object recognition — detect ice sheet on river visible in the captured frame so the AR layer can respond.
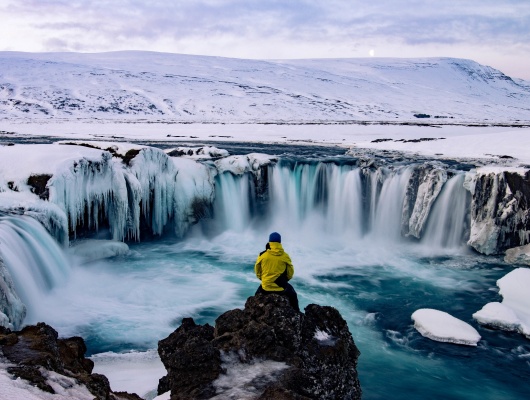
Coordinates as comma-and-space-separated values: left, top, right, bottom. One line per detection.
473, 267, 530, 338
412, 308, 481, 346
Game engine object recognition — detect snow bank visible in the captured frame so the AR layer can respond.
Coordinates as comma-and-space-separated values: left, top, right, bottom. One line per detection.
69, 239, 129, 262
411, 308, 481, 346
91, 350, 165, 400
473, 268, 530, 338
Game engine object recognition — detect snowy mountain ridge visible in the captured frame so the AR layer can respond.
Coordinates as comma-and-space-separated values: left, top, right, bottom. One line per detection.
0, 51, 529, 123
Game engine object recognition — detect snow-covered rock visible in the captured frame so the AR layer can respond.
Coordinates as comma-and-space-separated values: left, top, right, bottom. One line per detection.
466, 168, 530, 255
412, 308, 481, 346
473, 267, 530, 338
504, 243, 530, 265
402, 164, 448, 238
166, 146, 229, 159
214, 153, 276, 175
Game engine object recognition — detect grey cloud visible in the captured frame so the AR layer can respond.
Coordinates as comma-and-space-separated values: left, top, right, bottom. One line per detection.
7, 0, 530, 50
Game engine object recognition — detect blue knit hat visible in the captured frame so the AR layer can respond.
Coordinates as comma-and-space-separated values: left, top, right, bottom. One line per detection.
269, 232, 281, 243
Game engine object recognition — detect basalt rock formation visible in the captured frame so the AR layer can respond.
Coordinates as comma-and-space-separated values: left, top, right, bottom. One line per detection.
158, 294, 361, 400
0, 322, 141, 400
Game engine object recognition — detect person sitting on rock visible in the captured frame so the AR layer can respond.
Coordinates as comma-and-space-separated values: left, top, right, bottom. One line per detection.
254, 232, 300, 312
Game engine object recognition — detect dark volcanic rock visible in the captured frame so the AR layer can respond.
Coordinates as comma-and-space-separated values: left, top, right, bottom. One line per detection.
0, 322, 142, 400
158, 295, 361, 400
158, 318, 221, 399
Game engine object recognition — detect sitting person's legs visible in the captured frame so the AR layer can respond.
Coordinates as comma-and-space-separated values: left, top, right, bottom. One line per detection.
255, 284, 300, 312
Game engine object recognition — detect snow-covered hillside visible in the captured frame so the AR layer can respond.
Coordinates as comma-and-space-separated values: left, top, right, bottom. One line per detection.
0, 51, 529, 123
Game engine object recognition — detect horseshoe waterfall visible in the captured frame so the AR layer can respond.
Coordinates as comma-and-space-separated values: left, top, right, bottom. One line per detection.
1, 142, 530, 400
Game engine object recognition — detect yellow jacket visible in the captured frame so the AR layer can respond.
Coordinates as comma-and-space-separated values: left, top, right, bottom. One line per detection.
254, 242, 294, 291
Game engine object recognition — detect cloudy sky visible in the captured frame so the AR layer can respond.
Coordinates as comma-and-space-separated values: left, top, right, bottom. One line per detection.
1, 0, 529, 79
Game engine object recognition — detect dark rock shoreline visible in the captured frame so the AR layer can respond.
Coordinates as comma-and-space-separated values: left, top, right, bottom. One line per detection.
1, 297, 362, 400
0, 322, 141, 400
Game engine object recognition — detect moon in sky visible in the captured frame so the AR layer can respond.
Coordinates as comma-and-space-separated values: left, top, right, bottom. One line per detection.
369, 49, 375, 57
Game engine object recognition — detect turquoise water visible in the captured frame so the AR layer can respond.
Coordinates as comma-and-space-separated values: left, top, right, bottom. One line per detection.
30, 234, 530, 399
6, 153, 528, 399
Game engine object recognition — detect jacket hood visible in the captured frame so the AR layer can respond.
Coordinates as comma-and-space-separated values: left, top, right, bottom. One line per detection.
268, 241, 284, 256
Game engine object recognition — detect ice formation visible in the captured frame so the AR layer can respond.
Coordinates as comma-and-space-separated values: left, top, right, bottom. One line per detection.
412, 308, 481, 346
0, 251, 26, 329
473, 268, 530, 338
0, 142, 217, 242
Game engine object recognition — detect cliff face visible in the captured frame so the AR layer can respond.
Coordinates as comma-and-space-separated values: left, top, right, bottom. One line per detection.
467, 170, 530, 255
157, 294, 362, 400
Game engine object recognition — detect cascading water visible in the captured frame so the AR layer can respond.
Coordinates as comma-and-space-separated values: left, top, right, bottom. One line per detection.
0, 215, 70, 324
209, 161, 468, 249
421, 173, 470, 249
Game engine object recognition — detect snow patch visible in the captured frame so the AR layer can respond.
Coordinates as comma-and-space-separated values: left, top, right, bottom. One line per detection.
411, 308, 481, 346
91, 349, 165, 400
211, 352, 289, 399
314, 329, 338, 346
473, 267, 530, 338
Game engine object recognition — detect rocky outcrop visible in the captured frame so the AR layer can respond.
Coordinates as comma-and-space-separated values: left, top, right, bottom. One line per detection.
158, 295, 361, 400
0, 322, 141, 400
466, 169, 530, 254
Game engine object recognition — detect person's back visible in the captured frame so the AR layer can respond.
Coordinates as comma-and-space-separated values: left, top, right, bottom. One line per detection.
254, 232, 300, 312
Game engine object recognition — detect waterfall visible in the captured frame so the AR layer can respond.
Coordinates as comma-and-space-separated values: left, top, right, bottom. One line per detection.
0, 215, 71, 324
421, 173, 470, 249
208, 162, 469, 249
369, 166, 413, 242
213, 172, 256, 232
